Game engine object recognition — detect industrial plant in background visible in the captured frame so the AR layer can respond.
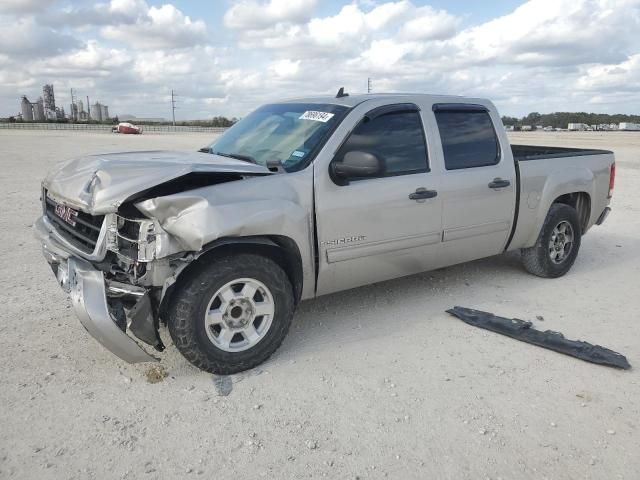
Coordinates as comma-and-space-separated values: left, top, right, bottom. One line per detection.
18, 84, 111, 123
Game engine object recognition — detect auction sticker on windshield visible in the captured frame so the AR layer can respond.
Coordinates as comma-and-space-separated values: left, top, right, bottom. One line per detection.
299, 111, 335, 122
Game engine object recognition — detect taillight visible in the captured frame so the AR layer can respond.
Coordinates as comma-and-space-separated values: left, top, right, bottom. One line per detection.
608, 162, 616, 198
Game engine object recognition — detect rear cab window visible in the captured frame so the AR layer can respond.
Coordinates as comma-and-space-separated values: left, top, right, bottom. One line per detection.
433, 104, 500, 170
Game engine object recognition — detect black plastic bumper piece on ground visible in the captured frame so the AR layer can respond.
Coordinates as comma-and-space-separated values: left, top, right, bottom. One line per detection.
446, 306, 631, 370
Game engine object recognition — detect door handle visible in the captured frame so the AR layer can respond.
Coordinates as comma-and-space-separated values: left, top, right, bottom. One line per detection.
409, 187, 438, 200
488, 178, 511, 189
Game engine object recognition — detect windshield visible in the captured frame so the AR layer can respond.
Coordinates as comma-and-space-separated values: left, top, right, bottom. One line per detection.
207, 103, 349, 172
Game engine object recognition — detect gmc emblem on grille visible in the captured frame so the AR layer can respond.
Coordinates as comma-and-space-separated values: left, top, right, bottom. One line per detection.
54, 203, 78, 226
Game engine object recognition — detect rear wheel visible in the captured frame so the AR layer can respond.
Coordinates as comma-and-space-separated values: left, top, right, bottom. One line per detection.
522, 203, 582, 278
168, 253, 294, 374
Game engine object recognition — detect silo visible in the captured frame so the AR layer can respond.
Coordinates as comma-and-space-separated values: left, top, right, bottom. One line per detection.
91, 102, 102, 121
21, 96, 33, 121
76, 99, 84, 113
33, 97, 45, 121
42, 84, 55, 111
101, 104, 109, 120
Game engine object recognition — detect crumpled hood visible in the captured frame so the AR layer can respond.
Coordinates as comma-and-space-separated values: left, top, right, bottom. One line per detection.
42, 150, 270, 214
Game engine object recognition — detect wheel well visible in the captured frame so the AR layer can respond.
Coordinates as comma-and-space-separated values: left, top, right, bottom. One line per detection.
552, 192, 591, 232
164, 236, 304, 310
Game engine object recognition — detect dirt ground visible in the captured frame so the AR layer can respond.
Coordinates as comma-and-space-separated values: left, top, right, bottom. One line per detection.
0, 130, 639, 479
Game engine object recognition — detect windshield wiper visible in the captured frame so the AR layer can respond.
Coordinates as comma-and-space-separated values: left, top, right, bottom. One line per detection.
213, 151, 257, 164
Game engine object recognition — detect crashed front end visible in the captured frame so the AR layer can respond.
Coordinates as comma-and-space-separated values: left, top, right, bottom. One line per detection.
33, 149, 308, 364
34, 188, 191, 363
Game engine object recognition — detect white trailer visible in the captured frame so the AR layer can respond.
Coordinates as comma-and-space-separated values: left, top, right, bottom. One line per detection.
568, 123, 588, 131
618, 122, 640, 131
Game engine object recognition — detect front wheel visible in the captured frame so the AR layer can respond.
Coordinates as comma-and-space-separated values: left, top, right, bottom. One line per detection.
167, 253, 294, 374
521, 203, 582, 278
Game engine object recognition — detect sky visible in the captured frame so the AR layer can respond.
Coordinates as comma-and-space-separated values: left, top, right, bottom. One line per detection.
1, 0, 639, 120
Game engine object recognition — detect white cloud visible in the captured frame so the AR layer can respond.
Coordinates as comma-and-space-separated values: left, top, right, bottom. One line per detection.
0, 16, 79, 57
578, 54, 640, 92
232, 1, 462, 59
0, 0, 56, 14
2, 0, 640, 119
224, 0, 316, 30
219, 69, 264, 92
101, 3, 207, 49
39, 0, 148, 27
364, 1, 411, 30
52, 41, 133, 72
133, 49, 207, 79
449, 0, 640, 67
356, 39, 419, 70
109, 0, 148, 17
294, 3, 458, 73
399, 6, 461, 40
269, 59, 301, 78
36, 0, 207, 49
307, 5, 368, 47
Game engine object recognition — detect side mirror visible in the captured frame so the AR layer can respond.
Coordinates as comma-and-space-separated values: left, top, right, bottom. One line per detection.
332, 151, 383, 184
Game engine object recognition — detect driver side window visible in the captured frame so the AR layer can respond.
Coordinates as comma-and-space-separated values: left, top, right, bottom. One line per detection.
335, 110, 429, 182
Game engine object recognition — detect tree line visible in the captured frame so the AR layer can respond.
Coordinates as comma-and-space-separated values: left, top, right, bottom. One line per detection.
159, 116, 238, 127
115, 117, 237, 127
501, 112, 640, 128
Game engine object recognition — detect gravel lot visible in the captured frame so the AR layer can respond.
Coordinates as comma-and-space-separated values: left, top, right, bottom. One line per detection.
1, 130, 639, 479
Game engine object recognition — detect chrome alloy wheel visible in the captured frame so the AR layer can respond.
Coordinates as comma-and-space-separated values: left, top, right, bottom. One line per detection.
548, 220, 574, 264
204, 278, 275, 352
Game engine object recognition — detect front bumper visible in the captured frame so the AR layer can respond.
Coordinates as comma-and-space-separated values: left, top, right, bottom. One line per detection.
34, 216, 157, 363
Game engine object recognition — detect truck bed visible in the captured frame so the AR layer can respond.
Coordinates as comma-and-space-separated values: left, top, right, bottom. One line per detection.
512, 144, 612, 161
508, 144, 614, 253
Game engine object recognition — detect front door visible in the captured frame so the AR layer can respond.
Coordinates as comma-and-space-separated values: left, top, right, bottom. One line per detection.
315, 103, 443, 296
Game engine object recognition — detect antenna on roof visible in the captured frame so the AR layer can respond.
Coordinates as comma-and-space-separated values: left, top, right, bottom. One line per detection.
336, 87, 349, 98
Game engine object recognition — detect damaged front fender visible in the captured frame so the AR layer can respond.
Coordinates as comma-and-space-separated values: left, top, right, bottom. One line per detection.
136, 195, 308, 252
135, 171, 316, 299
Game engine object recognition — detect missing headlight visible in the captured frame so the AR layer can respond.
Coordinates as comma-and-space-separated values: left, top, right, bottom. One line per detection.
107, 215, 158, 262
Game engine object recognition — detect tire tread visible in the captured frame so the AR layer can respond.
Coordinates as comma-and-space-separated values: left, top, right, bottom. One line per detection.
522, 203, 581, 278
167, 253, 294, 374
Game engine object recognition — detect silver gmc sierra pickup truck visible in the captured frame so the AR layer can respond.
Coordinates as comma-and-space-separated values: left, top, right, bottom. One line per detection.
34, 93, 615, 374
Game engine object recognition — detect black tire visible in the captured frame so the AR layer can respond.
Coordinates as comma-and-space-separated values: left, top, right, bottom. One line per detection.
167, 253, 294, 374
522, 203, 582, 278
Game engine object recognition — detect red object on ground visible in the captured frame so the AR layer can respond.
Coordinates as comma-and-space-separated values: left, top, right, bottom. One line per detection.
115, 122, 143, 134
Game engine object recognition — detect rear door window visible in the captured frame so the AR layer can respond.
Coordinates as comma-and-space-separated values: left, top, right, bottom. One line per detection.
434, 110, 500, 170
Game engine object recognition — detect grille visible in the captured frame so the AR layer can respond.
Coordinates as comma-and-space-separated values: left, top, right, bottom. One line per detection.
44, 192, 105, 254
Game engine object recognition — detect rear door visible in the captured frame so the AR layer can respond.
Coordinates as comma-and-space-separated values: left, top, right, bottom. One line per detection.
314, 102, 443, 295
432, 103, 517, 264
